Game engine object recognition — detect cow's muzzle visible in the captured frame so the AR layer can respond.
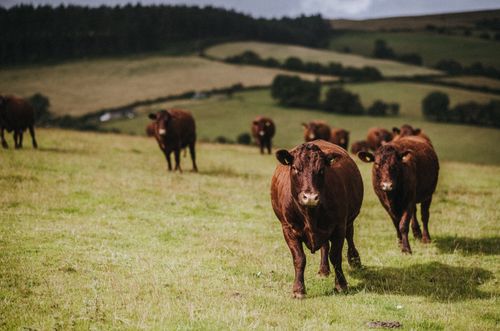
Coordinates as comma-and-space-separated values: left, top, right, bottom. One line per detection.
299, 192, 319, 207
380, 181, 393, 192
158, 129, 166, 136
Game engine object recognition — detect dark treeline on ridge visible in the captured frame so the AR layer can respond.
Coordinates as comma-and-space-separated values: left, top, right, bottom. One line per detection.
0, 4, 330, 65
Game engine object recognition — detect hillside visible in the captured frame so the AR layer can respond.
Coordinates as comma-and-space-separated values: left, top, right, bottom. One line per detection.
0, 129, 498, 329
0, 55, 331, 116
205, 41, 441, 77
330, 9, 500, 31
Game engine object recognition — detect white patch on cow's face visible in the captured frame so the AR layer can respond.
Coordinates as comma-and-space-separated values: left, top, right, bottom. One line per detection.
340, 138, 346, 144
159, 129, 166, 135
259, 130, 265, 136
309, 133, 315, 140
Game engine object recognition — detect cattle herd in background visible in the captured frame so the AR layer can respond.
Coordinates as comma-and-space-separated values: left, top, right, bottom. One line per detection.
2, 94, 440, 298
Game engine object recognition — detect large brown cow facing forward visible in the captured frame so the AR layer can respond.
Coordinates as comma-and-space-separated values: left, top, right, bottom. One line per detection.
148, 109, 197, 172
358, 136, 439, 254
251, 116, 275, 154
0, 95, 38, 149
271, 140, 363, 298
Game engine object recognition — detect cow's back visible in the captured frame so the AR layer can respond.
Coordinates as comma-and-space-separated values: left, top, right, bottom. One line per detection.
393, 137, 439, 202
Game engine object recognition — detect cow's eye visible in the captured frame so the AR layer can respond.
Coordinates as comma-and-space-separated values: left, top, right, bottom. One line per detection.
318, 169, 325, 176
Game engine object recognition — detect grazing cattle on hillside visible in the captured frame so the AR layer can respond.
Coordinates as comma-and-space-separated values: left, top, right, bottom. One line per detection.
302, 121, 331, 142
358, 136, 439, 254
251, 116, 275, 154
271, 140, 364, 298
146, 122, 156, 137
148, 109, 197, 172
392, 124, 432, 145
0, 95, 38, 149
329, 128, 349, 150
366, 127, 393, 151
350, 140, 370, 155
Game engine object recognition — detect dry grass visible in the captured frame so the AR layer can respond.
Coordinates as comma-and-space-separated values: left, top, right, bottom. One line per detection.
0, 55, 331, 116
205, 41, 441, 77
436, 76, 500, 90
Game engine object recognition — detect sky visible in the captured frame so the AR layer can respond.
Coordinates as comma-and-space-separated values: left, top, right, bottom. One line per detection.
2, 0, 500, 19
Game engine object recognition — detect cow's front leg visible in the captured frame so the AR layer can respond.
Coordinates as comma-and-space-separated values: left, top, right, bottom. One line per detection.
330, 226, 347, 292
0, 127, 8, 149
318, 242, 330, 277
399, 205, 415, 254
283, 228, 306, 299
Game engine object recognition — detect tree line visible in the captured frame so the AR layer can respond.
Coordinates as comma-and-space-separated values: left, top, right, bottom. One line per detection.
0, 4, 330, 65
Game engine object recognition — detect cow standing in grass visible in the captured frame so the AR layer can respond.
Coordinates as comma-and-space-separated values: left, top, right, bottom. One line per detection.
330, 128, 349, 150
0, 95, 38, 149
302, 121, 331, 142
148, 109, 197, 172
366, 127, 393, 151
271, 140, 363, 298
358, 136, 439, 254
393, 124, 432, 145
251, 116, 275, 154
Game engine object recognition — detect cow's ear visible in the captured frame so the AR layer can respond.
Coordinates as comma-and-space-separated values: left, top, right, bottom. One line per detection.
276, 149, 293, 166
400, 150, 413, 162
414, 128, 421, 135
301, 122, 308, 129
392, 127, 400, 134
358, 151, 374, 163
252, 120, 259, 125
325, 153, 342, 166
148, 113, 157, 120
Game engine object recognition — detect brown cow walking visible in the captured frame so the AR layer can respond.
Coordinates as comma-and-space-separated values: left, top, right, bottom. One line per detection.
251, 116, 275, 154
0, 95, 38, 149
302, 121, 331, 142
148, 109, 197, 172
366, 127, 393, 151
330, 128, 349, 150
358, 136, 439, 254
271, 140, 363, 298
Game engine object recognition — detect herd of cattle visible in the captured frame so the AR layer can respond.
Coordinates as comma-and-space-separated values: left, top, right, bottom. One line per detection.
2, 96, 439, 298
146, 108, 440, 298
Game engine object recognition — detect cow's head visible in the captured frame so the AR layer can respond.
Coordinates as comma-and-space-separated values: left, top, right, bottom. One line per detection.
394, 124, 420, 137
276, 143, 340, 207
375, 128, 393, 145
358, 145, 412, 192
148, 110, 171, 136
302, 122, 324, 142
338, 130, 349, 146
253, 118, 272, 137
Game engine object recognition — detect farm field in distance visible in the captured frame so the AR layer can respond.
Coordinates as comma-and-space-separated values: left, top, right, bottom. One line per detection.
0, 129, 498, 330
205, 41, 441, 77
328, 31, 500, 68
102, 85, 500, 165
0, 55, 332, 116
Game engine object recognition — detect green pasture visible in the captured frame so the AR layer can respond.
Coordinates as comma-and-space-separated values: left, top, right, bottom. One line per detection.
205, 41, 440, 77
328, 31, 500, 68
102, 83, 500, 165
0, 129, 498, 330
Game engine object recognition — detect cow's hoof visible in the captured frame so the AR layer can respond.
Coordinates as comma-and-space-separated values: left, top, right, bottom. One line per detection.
335, 283, 348, 293
317, 269, 330, 278
401, 247, 412, 255
292, 292, 306, 299
421, 237, 431, 244
348, 256, 362, 269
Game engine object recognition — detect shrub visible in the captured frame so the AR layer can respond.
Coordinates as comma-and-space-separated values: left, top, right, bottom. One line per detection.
225, 50, 262, 65
283, 56, 304, 71
389, 103, 400, 116
323, 87, 364, 115
28, 93, 52, 124
367, 100, 388, 116
422, 91, 449, 121
373, 39, 395, 59
397, 53, 423, 66
263, 57, 280, 68
271, 75, 320, 108
236, 132, 251, 145
434, 59, 463, 75
214, 136, 233, 144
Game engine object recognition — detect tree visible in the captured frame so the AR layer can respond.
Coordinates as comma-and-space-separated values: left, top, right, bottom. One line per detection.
422, 91, 449, 121
323, 87, 364, 115
28, 93, 52, 124
367, 100, 388, 116
271, 75, 320, 108
373, 39, 395, 59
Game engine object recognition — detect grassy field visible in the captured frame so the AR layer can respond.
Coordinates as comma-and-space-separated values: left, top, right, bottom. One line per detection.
102, 84, 500, 165
435, 75, 500, 90
0, 129, 498, 330
205, 41, 440, 77
328, 31, 500, 68
0, 55, 330, 116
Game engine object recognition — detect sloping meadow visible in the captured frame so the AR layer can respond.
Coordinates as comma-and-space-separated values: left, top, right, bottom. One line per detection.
0, 129, 498, 329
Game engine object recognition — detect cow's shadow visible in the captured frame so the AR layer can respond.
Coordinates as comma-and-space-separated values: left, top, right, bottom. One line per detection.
37, 147, 86, 154
347, 262, 493, 302
434, 236, 500, 255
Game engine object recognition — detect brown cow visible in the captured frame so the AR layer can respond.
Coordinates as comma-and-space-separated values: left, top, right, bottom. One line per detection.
330, 128, 349, 150
271, 140, 363, 298
251, 116, 275, 154
146, 122, 156, 137
392, 124, 431, 144
302, 121, 330, 142
0, 95, 38, 149
148, 109, 197, 172
350, 140, 370, 155
358, 136, 439, 254
366, 127, 393, 151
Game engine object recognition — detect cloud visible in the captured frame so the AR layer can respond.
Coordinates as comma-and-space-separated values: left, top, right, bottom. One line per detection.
299, 0, 373, 17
